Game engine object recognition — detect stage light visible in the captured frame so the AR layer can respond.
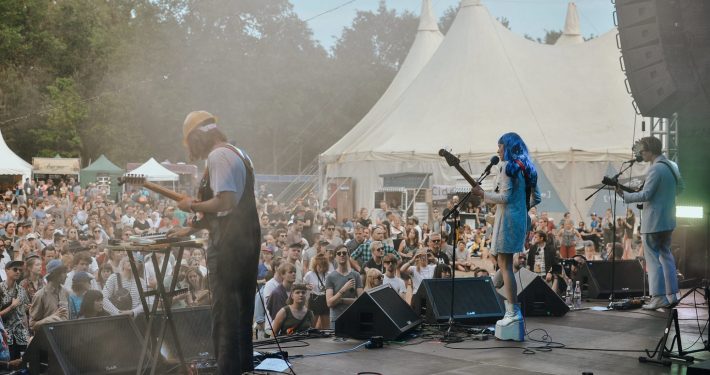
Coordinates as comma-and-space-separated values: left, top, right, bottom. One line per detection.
677, 205, 704, 219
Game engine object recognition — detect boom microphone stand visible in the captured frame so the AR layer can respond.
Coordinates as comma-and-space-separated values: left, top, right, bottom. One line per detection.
585, 161, 636, 308
440, 170, 492, 342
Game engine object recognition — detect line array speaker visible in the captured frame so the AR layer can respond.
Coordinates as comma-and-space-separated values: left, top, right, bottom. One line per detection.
615, 0, 710, 117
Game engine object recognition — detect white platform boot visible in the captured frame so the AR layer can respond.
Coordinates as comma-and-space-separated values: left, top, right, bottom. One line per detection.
495, 300, 525, 341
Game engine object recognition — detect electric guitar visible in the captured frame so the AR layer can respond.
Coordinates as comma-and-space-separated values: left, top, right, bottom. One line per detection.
602, 176, 643, 209
118, 174, 212, 229
439, 149, 481, 189
601, 176, 638, 194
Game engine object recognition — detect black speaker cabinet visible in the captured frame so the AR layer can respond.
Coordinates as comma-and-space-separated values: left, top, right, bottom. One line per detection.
575, 260, 646, 299
25, 315, 144, 375
615, 0, 710, 117
136, 305, 214, 363
496, 268, 569, 317
335, 285, 421, 340
412, 277, 504, 325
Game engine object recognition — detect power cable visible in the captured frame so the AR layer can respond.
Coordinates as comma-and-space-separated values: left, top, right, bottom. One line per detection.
304, 0, 358, 23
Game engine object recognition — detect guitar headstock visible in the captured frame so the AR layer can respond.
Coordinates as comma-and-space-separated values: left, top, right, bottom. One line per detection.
438, 149, 461, 167
119, 174, 147, 186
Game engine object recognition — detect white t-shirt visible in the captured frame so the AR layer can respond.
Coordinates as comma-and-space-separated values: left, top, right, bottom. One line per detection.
303, 271, 328, 295
382, 275, 406, 297
408, 264, 436, 295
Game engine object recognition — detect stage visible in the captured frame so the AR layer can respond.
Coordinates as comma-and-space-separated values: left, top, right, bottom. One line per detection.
256, 296, 710, 375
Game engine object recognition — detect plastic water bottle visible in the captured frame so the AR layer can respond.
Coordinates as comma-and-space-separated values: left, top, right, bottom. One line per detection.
573, 281, 582, 309
565, 284, 573, 308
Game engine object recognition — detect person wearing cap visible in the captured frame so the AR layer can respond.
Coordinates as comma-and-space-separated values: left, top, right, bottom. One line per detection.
0, 260, 30, 360
30, 259, 69, 331
284, 242, 304, 283
171, 110, 261, 374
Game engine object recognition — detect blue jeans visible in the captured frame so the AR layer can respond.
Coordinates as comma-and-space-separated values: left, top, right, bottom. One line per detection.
254, 284, 266, 324
643, 231, 678, 297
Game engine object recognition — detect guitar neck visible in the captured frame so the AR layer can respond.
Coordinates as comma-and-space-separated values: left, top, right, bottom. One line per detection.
452, 164, 479, 188
141, 181, 187, 202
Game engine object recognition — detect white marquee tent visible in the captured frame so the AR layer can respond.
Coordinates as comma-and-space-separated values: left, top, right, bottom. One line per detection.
320, 0, 641, 217
126, 158, 179, 182
0, 129, 32, 182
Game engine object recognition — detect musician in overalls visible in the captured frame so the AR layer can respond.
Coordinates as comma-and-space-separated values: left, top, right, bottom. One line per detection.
175, 111, 261, 374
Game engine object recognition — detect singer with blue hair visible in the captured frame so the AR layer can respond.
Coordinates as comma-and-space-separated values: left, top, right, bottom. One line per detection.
472, 132, 540, 341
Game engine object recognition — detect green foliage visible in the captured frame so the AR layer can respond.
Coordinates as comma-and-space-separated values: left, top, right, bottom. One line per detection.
33, 77, 87, 157
0, 0, 586, 175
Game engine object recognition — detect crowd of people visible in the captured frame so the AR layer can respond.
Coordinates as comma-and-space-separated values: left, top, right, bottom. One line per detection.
0, 179, 211, 369
252, 188, 644, 338
0, 173, 647, 366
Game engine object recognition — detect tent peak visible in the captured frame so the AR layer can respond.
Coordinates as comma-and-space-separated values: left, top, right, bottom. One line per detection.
418, 0, 440, 32
555, 2, 584, 45
461, 0, 482, 8
563, 2, 581, 36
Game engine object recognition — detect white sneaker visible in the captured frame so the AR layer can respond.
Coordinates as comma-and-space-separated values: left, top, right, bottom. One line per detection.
642, 296, 670, 310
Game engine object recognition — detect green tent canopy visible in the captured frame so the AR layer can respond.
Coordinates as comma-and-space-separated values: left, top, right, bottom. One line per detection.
80, 155, 124, 198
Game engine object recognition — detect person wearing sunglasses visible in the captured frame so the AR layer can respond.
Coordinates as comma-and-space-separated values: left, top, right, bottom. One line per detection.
363, 241, 386, 274
0, 260, 30, 361
381, 254, 406, 300
325, 245, 363, 329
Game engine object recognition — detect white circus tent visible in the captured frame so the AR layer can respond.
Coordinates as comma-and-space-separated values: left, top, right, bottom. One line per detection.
320, 0, 639, 217
0, 129, 32, 182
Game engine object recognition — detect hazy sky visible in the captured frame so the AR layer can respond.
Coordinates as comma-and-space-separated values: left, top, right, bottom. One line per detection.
291, 0, 616, 49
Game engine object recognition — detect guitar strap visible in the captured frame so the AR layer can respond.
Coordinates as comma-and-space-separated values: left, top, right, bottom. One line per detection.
657, 160, 679, 187
200, 144, 254, 202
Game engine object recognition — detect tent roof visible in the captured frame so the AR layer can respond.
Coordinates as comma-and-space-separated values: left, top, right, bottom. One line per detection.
555, 2, 584, 45
82, 155, 123, 173
321, 0, 635, 164
0, 129, 32, 178
126, 158, 179, 181
322, 0, 444, 158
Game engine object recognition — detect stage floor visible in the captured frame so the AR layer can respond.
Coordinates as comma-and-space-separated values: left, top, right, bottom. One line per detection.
255, 294, 710, 375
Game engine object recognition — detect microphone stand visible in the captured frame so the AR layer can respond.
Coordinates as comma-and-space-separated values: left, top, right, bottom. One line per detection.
440, 170, 491, 342
585, 161, 635, 309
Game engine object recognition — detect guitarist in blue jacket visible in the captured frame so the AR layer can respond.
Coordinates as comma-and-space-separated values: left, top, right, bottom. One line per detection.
618, 136, 683, 310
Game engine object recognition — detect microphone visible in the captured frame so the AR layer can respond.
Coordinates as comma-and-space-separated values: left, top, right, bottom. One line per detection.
483, 156, 500, 175
625, 155, 643, 164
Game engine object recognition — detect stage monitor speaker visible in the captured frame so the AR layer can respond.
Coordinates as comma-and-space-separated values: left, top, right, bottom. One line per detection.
412, 277, 504, 325
335, 285, 421, 340
575, 260, 646, 299
136, 305, 214, 363
497, 268, 569, 317
25, 315, 144, 375
615, 0, 710, 117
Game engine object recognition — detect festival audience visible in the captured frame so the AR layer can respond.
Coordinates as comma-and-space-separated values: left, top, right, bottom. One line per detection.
326, 245, 363, 329
271, 283, 314, 336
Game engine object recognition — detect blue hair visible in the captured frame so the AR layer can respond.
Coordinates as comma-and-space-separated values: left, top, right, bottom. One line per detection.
497, 132, 538, 186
